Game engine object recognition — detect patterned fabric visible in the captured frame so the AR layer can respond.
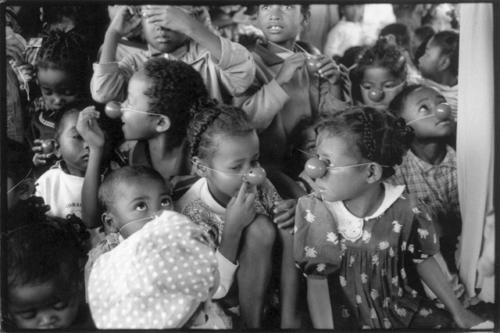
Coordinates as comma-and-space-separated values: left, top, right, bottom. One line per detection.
27, 96, 57, 144
294, 183, 441, 328
87, 210, 223, 329
178, 177, 281, 248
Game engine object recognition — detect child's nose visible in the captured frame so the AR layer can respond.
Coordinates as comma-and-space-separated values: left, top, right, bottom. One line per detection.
38, 311, 58, 328
368, 88, 385, 102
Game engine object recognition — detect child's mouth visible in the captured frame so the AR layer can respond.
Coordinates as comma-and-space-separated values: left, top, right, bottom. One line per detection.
267, 25, 283, 33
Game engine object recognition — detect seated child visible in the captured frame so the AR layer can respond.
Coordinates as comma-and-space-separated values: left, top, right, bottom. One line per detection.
5, 204, 93, 329
235, 4, 347, 200
294, 106, 483, 329
324, 4, 365, 58
87, 210, 229, 329
91, 5, 255, 104
417, 30, 458, 121
26, 30, 91, 169
388, 84, 462, 296
177, 102, 300, 328
350, 38, 407, 112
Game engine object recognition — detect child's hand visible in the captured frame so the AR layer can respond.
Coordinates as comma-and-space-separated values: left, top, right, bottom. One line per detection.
141, 6, 194, 34
6, 26, 26, 65
276, 53, 307, 86
225, 182, 256, 231
273, 199, 297, 232
76, 107, 105, 150
107, 5, 142, 38
16, 63, 35, 82
453, 308, 483, 328
32, 139, 57, 166
315, 56, 341, 84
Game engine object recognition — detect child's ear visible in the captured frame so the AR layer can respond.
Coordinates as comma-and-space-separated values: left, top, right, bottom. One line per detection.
301, 9, 310, 28
101, 212, 119, 233
155, 115, 171, 133
366, 163, 383, 183
192, 157, 209, 177
437, 54, 451, 72
54, 140, 62, 158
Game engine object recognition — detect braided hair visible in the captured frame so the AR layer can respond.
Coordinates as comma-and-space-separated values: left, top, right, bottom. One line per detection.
141, 58, 209, 149
350, 38, 407, 105
315, 106, 413, 179
388, 84, 424, 116
36, 29, 91, 94
187, 101, 254, 160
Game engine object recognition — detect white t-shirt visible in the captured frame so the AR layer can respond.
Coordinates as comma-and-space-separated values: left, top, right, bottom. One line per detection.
35, 163, 84, 219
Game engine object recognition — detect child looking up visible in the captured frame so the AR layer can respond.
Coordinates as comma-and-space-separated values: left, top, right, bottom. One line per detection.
28, 30, 91, 167
388, 84, 461, 291
418, 30, 459, 120
350, 39, 407, 112
235, 4, 347, 199
294, 106, 482, 329
5, 207, 92, 329
177, 103, 300, 328
91, 5, 255, 104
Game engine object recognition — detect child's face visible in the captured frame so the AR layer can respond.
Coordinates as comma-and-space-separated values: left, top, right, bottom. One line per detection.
57, 112, 89, 177
8, 279, 80, 329
121, 72, 159, 140
256, 5, 306, 46
400, 86, 453, 138
314, 134, 370, 202
37, 68, 78, 112
141, 7, 189, 54
418, 38, 443, 78
342, 5, 364, 22
203, 131, 260, 206
296, 126, 317, 166
360, 66, 405, 111
107, 177, 173, 237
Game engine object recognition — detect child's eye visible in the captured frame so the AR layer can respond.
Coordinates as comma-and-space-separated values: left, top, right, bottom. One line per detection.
52, 300, 68, 310
361, 82, 372, 90
135, 202, 147, 211
161, 197, 172, 207
261, 5, 269, 10
230, 164, 242, 171
384, 82, 397, 89
62, 89, 76, 96
418, 105, 430, 114
17, 310, 37, 319
283, 5, 294, 10
72, 134, 83, 140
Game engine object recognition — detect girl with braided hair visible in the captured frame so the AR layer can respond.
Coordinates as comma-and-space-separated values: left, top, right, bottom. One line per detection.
28, 29, 92, 169
294, 106, 482, 329
176, 102, 300, 328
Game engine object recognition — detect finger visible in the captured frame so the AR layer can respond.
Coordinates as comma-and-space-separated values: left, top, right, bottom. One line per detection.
236, 181, 248, 201
245, 192, 256, 205
274, 207, 295, 224
227, 195, 236, 208
277, 216, 295, 229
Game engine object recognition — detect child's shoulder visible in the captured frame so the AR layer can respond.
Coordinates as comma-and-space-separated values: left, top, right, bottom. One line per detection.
174, 177, 206, 212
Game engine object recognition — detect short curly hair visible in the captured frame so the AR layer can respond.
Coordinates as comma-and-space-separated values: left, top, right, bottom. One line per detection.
315, 106, 413, 179
141, 58, 209, 149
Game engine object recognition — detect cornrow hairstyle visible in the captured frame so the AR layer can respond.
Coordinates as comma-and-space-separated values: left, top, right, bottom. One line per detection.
98, 165, 168, 212
315, 106, 413, 179
187, 101, 254, 160
350, 39, 407, 104
6, 200, 89, 290
141, 58, 209, 149
388, 84, 424, 117
36, 29, 91, 94
430, 30, 459, 76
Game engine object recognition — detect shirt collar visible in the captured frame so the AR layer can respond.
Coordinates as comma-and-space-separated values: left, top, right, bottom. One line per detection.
408, 146, 456, 172
199, 178, 226, 215
147, 42, 189, 60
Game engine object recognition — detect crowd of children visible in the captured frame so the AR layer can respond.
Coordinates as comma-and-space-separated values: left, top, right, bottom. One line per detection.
4, 3, 495, 330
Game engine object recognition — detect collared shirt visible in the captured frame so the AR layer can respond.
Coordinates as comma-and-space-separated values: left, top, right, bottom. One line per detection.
388, 146, 460, 224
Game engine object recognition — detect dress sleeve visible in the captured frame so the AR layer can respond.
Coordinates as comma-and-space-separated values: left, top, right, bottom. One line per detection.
293, 195, 343, 279
405, 199, 440, 264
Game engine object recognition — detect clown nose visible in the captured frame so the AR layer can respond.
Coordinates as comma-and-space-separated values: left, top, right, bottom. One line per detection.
368, 89, 384, 102
305, 157, 327, 179
306, 56, 321, 75
435, 103, 451, 121
105, 101, 122, 119
245, 167, 266, 185
40, 139, 56, 154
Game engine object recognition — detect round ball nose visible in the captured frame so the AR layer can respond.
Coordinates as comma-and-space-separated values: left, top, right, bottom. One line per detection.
435, 103, 452, 121
245, 167, 267, 186
306, 56, 321, 75
368, 89, 384, 102
40, 139, 56, 154
105, 101, 122, 119
305, 157, 327, 179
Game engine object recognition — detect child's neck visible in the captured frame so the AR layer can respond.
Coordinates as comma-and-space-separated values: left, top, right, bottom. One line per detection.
268, 39, 296, 52
343, 183, 385, 218
411, 139, 448, 165
428, 70, 457, 87
148, 135, 189, 181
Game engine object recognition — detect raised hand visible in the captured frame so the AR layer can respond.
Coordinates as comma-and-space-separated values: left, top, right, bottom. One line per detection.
141, 5, 194, 34
314, 56, 341, 84
225, 181, 256, 232
276, 53, 307, 86
32, 139, 57, 167
273, 199, 297, 232
76, 107, 105, 150
107, 5, 142, 38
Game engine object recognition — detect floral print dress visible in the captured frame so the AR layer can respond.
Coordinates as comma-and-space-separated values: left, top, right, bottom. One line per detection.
294, 183, 450, 329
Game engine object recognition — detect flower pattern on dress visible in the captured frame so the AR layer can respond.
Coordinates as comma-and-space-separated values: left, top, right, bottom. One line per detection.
383, 297, 390, 308
340, 275, 347, 287
326, 232, 338, 244
392, 220, 402, 233
389, 247, 395, 257
400, 268, 407, 279
341, 307, 350, 318
349, 255, 355, 266
304, 246, 317, 258
316, 263, 326, 272
417, 228, 429, 239
361, 273, 368, 284
370, 289, 379, 300
401, 241, 407, 251
391, 276, 398, 286
412, 207, 421, 214
370, 308, 377, 319
383, 318, 391, 328
394, 304, 407, 317
362, 230, 372, 243
411, 289, 418, 298
378, 241, 389, 250
305, 209, 316, 223
371, 254, 379, 266
419, 307, 432, 317
356, 295, 362, 304
408, 244, 415, 253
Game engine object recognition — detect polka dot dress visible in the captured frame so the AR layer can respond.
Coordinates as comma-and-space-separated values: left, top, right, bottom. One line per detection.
88, 210, 218, 329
